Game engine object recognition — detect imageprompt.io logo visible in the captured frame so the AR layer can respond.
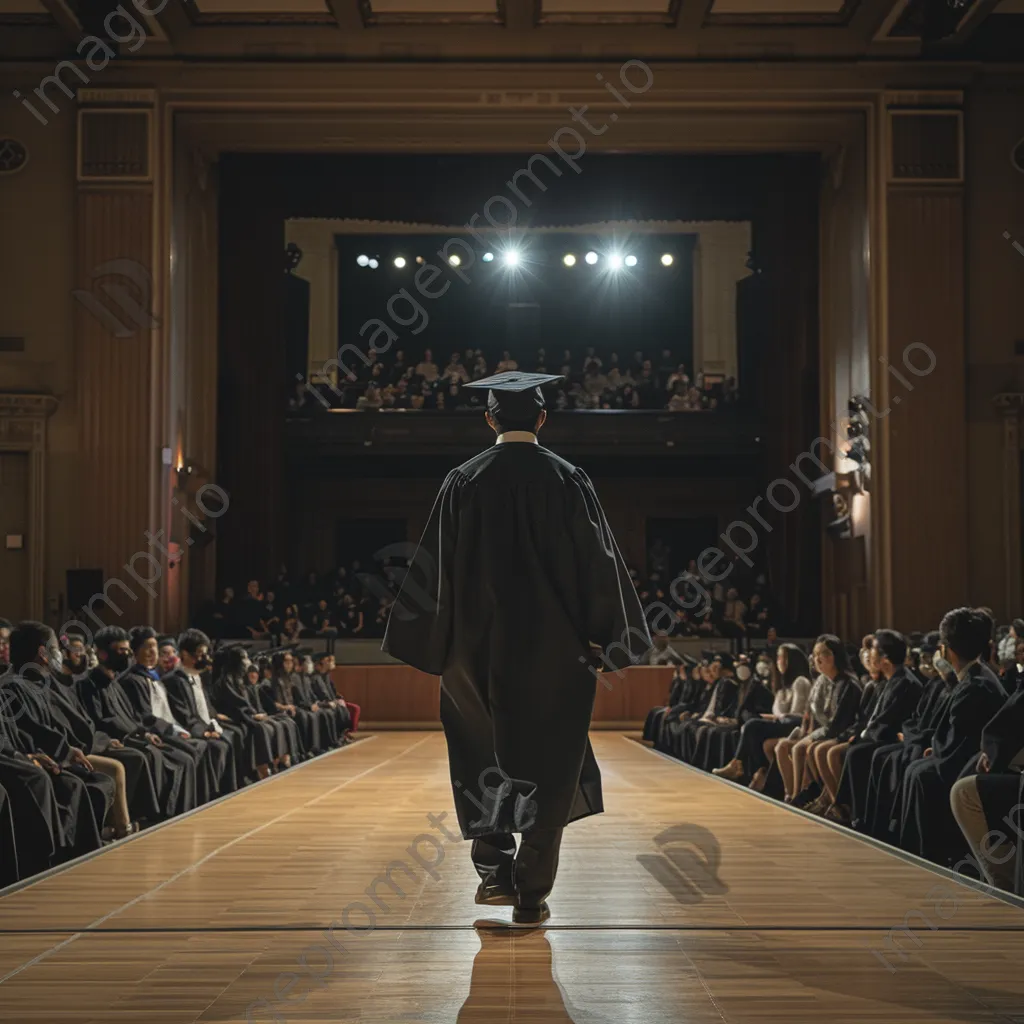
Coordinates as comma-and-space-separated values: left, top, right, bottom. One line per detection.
73, 259, 160, 337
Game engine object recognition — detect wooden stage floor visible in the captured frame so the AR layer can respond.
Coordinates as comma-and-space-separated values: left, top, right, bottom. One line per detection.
1, 731, 1024, 1023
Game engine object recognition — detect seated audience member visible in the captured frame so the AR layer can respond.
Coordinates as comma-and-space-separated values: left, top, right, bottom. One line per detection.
860, 637, 955, 840
898, 608, 1006, 864
157, 636, 180, 677
271, 650, 321, 754
826, 629, 921, 826
0, 618, 10, 671
1, 622, 116, 868
293, 653, 342, 749
49, 632, 158, 834
212, 647, 291, 778
776, 635, 860, 806
719, 588, 747, 639
647, 661, 703, 748
312, 652, 359, 736
713, 643, 810, 789
672, 653, 739, 764
414, 349, 439, 382
692, 655, 773, 773
80, 627, 198, 818
164, 630, 244, 788
950, 631, 1024, 891
122, 626, 236, 805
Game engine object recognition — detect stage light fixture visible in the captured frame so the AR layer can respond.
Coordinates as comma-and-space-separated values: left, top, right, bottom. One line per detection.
624, 254, 638, 268
608, 253, 624, 271
504, 250, 520, 267
563, 253, 576, 267
482, 252, 494, 262
415, 256, 425, 265
660, 253, 674, 267
368, 258, 379, 269
585, 251, 598, 265
449, 254, 461, 267
356, 254, 369, 267
393, 256, 406, 269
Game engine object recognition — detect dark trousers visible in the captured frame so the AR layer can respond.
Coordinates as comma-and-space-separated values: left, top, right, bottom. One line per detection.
735, 716, 800, 778
471, 828, 564, 908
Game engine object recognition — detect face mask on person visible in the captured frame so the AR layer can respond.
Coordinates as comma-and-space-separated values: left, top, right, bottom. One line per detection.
107, 651, 131, 673
195, 655, 211, 671
933, 654, 954, 678
45, 641, 63, 673
736, 664, 752, 682
756, 662, 771, 679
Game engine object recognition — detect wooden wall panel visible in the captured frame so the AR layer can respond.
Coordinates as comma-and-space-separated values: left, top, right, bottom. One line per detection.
75, 187, 155, 623
328, 664, 673, 725
886, 190, 967, 630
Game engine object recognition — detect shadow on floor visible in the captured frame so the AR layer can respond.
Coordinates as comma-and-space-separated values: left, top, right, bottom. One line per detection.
636, 822, 729, 905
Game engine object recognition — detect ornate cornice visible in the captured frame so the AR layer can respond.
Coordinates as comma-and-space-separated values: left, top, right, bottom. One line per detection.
0, 392, 59, 418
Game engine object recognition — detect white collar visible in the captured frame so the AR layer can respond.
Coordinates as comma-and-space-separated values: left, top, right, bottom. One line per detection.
496, 431, 538, 445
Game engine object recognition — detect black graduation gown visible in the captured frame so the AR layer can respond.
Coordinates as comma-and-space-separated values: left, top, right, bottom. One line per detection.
695, 680, 775, 772
0, 700, 65, 877
659, 681, 713, 756
255, 680, 305, 759
0, 783, 18, 886
77, 668, 195, 817
290, 672, 339, 748
383, 442, 650, 837
899, 662, 1007, 861
838, 667, 921, 819
121, 667, 223, 804
2, 674, 112, 855
213, 673, 277, 768
642, 672, 687, 742
271, 675, 320, 753
163, 668, 240, 795
863, 673, 953, 840
311, 672, 352, 734
0, 676, 103, 863
44, 671, 161, 824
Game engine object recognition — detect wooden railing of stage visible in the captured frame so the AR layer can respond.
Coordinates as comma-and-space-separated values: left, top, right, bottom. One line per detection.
327, 665, 675, 728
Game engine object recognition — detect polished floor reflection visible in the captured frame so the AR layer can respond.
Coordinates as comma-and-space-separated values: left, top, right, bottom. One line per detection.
0, 732, 1022, 1022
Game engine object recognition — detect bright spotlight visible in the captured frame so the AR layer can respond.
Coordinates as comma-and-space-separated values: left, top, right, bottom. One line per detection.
504, 250, 520, 267
624, 254, 638, 268
368, 258, 379, 269
356, 254, 369, 267
563, 253, 576, 267
584, 251, 598, 265
449, 254, 461, 267
393, 256, 406, 269
608, 253, 624, 271
661, 253, 674, 267
482, 252, 494, 262
415, 256, 425, 265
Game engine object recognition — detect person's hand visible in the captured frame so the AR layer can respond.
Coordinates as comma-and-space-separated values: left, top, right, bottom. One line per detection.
35, 752, 61, 775
761, 713, 775, 720
146, 732, 164, 747
204, 731, 219, 739
108, 738, 124, 749
338, 699, 347, 708
69, 747, 93, 771
897, 732, 904, 742
978, 752, 991, 773
178, 731, 190, 740
217, 713, 231, 722
254, 713, 268, 721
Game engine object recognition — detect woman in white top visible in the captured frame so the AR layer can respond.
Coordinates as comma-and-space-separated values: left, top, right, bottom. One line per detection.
712, 644, 811, 787
776, 635, 849, 802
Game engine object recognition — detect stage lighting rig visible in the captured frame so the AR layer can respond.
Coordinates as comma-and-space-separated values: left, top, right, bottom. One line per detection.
585, 251, 599, 265
625, 255, 638, 268
660, 253, 674, 267
563, 254, 577, 267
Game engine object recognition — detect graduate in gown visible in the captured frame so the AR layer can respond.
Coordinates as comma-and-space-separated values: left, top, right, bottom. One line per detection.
383, 371, 650, 926
0, 782, 17, 886
78, 627, 196, 819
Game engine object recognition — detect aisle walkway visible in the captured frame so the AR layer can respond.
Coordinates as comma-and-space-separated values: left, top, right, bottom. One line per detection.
0, 732, 1022, 1022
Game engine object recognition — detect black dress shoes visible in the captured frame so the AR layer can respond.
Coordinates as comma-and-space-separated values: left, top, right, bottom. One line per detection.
474, 882, 516, 907
511, 902, 550, 927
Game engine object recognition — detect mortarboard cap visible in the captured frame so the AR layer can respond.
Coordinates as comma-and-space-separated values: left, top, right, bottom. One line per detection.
714, 651, 735, 670
463, 371, 565, 425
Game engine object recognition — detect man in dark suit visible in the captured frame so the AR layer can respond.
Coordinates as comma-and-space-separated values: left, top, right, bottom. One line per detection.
828, 629, 921, 827
950, 632, 1024, 891
899, 607, 1007, 864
